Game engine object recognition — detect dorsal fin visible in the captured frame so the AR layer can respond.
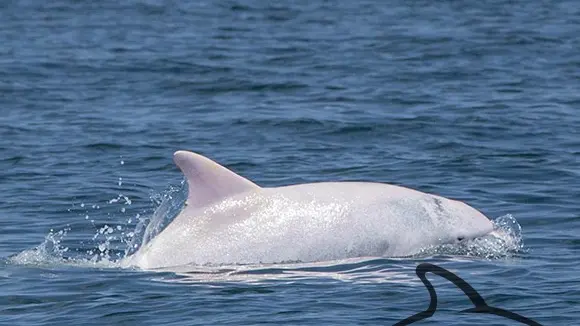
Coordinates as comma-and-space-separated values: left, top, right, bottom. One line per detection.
173, 151, 260, 209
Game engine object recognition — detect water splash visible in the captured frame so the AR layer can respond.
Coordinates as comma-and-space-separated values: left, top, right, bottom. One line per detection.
8, 228, 71, 266
414, 214, 524, 259
125, 180, 186, 256
7, 154, 183, 268
7, 179, 187, 269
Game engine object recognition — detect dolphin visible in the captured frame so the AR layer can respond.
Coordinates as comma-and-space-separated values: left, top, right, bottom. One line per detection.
122, 151, 495, 269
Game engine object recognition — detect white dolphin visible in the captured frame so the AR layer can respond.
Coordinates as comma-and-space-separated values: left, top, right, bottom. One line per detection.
123, 151, 495, 269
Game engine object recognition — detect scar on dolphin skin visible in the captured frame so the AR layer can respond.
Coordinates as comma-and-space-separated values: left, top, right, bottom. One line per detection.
432, 197, 444, 213
394, 263, 543, 326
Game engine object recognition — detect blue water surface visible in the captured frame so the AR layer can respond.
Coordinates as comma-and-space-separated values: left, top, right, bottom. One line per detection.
1, 0, 579, 325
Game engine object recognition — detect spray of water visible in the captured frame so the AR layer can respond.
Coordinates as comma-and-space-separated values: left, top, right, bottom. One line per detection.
414, 214, 524, 259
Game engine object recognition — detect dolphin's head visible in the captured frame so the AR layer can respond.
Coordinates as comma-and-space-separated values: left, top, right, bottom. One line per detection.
431, 195, 495, 245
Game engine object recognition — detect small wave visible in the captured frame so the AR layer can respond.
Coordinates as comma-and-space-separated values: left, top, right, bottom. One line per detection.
148, 257, 422, 285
